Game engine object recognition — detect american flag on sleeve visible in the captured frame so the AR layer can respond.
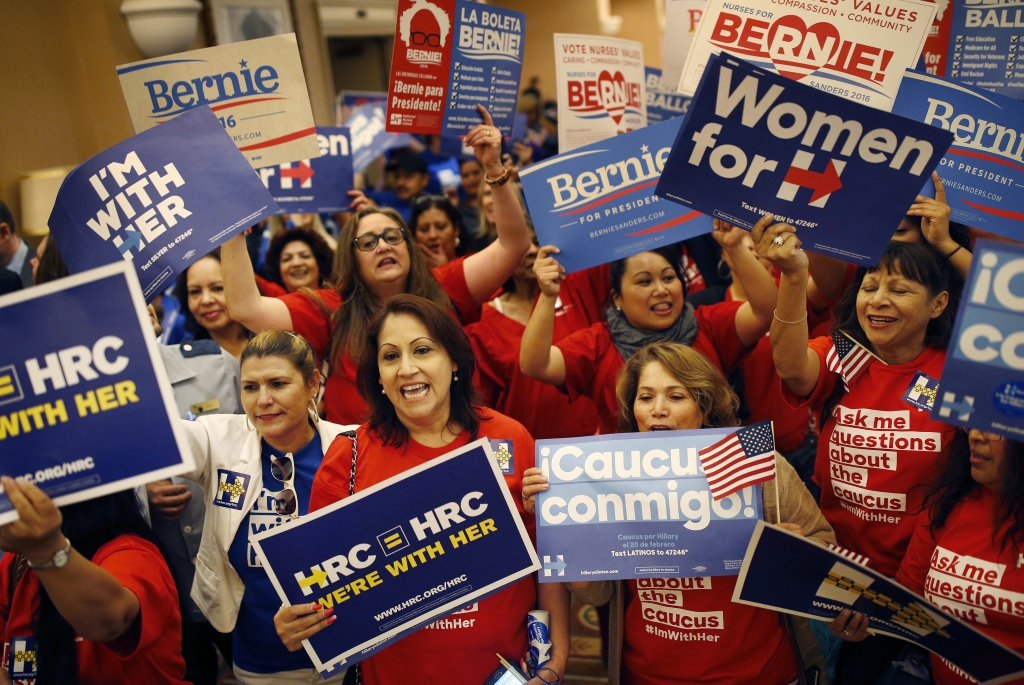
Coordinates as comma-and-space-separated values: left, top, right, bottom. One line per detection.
826, 331, 876, 391
828, 543, 870, 567
698, 421, 777, 501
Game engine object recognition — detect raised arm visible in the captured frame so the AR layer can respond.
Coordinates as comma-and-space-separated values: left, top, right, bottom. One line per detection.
0, 478, 140, 643
910, 172, 971, 279
753, 217, 821, 398
220, 233, 293, 332
520, 247, 567, 386
713, 218, 778, 347
461, 106, 531, 304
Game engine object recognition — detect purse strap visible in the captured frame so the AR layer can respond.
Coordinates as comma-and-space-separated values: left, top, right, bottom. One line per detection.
344, 430, 358, 497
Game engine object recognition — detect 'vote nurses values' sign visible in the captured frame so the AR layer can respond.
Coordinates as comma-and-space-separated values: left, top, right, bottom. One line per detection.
656, 54, 953, 266
933, 239, 1024, 440
678, 0, 935, 111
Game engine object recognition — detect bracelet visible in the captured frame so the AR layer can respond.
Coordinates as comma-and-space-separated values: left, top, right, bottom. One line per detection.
946, 245, 963, 259
774, 309, 808, 325
484, 167, 511, 186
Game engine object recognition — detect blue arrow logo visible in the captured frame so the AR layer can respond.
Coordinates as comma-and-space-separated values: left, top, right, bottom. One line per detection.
116, 228, 143, 256
543, 555, 566, 577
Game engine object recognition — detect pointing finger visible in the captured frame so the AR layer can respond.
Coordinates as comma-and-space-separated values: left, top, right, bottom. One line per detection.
476, 104, 495, 127
932, 171, 947, 203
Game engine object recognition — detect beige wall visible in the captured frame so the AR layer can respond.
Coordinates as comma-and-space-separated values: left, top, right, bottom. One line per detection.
0, 0, 208, 234
612, 0, 663, 70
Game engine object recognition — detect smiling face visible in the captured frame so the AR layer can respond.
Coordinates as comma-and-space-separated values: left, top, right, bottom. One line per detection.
241, 355, 318, 445
612, 252, 684, 332
967, 429, 1010, 492
415, 207, 458, 261
856, 262, 948, 362
279, 240, 321, 292
187, 257, 235, 333
377, 313, 457, 431
633, 361, 704, 432
354, 213, 411, 290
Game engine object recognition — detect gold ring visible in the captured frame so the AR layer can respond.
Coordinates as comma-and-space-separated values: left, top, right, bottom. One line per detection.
486, 130, 492, 137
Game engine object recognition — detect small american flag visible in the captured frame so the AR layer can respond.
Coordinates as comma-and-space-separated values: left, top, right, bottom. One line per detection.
826, 331, 875, 391
698, 421, 777, 500
828, 543, 870, 567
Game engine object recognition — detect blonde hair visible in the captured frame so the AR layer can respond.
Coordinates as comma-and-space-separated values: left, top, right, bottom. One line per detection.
616, 342, 740, 432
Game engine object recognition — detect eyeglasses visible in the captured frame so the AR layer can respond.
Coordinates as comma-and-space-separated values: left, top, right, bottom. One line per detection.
353, 227, 406, 252
410, 31, 441, 47
959, 427, 1004, 441
270, 452, 298, 518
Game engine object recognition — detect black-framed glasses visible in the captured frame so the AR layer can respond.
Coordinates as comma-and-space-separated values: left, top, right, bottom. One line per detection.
353, 227, 406, 252
413, 194, 449, 206
411, 31, 441, 47
270, 453, 298, 518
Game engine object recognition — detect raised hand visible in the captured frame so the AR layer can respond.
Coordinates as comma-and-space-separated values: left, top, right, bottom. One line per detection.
0, 476, 64, 565
908, 171, 955, 252
533, 246, 566, 298
464, 105, 504, 176
752, 213, 807, 276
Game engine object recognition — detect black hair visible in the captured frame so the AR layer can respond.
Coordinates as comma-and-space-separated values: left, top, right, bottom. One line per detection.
263, 228, 335, 291
35, 490, 166, 685
609, 244, 686, 297
0, 200, 15, 234
924, 432, 1024, 555
409, 195, 470, 258
34, 238, 70, 285
171, 248, 250, 341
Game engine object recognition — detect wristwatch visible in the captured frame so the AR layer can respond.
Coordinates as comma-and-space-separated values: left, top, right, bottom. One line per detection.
27, 537, 72, 570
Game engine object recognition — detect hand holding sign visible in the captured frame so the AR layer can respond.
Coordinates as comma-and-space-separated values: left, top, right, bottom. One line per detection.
465, 105, 504, 175
908, 172, 955, 254
274, 602, 336, 653
521, 466, 548, 515
752, 214, 808, 276
830, 609, 871, 642
532, 246, 565, 298
0, 476, 64, 564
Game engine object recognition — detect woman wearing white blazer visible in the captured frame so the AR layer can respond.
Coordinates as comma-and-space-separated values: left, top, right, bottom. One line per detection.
176, 330, 356, 684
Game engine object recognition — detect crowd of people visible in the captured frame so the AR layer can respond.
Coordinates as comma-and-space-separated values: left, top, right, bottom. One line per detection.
0, 76, 1021, 685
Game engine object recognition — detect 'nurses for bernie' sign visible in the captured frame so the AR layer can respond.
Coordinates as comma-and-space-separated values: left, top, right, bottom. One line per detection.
892, 70, 1024, 241
386, 0, 526, 136
679, 0, 935, 111
656, 54, 953, 267
256, 128, 355, 215
0, 262, 193, 525
117, 34, 319, 169
48, 106, 279, 302
933, 239, 1024, 440
535, 430, 763, 583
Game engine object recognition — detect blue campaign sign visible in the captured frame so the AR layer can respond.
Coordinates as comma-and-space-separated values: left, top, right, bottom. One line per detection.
48, 106, 278, 302
645, 67, 691, 126
0, 261, 193, 524
535, 430, 763, 583
251, 439, 539, 673
346, 103, 415, 173
518, 117, 714, 274
656, 54, 954, 267
257, 128, 354, 214
931, 239, 1024, 439
734, 522, 1024, 684
947, 2, 1024, 100
893, 70, 1024, 240
441, 0, 526, 137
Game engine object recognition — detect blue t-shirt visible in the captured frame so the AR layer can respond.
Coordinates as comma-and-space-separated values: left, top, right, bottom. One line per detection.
228, 433, 323, 673
366, 190, 413, 224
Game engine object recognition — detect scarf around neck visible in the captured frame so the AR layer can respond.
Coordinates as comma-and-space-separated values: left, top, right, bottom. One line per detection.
605, 301, 699, 362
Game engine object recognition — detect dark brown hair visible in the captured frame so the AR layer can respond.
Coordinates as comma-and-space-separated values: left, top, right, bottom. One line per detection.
616, 342, 740, 432
357, 294, 485, 447
34, 237, 70, 285
317, 207, 450, 370
240, 329, 319, 388
264, 227, 335, 291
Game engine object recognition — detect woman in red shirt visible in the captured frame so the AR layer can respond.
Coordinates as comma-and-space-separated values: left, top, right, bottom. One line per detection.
258, 227, 335, 297
0, 484, 187, 685
220, 107, 531, 425
519, 218, 779, 435
275, 294, 570, 685
896, 430, 1024, 685
523, 342, 835, 685
757, 220, 961, 683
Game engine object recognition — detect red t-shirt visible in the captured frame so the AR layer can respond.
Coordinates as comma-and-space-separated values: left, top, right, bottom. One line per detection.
896, 488, 1024, 685
783, 340, 957, 576
0, 536, 187, 685
622, 576, 798, 685
282, 258, 480, 424
255, 274, 288, 298
467, 266, 609, 440
556, 301, 748, 435
309, 408, 537, 685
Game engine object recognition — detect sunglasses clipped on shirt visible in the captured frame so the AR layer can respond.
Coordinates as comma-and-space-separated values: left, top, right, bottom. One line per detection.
270, 452, 298, 518
353, 227, 406, 252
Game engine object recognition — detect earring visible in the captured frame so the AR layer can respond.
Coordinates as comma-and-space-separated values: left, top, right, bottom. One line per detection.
615, 305, 622, 311
453, 372, 459, 382
308, 399, 320, 426
382, 387, 386, 394
245, 416, 255, 431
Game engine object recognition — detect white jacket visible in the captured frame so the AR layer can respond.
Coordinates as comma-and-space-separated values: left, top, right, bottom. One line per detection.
177, 414, 356, 632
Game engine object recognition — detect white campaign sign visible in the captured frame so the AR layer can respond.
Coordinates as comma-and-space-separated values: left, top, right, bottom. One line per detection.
117, 34, 319, 169
662, 0, 707, 91
677, 0, 935, 112
554, 34, 647, 153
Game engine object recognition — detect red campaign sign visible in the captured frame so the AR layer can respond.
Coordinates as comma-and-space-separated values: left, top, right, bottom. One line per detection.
920, 0, 953, 76
386, 0, 457, 134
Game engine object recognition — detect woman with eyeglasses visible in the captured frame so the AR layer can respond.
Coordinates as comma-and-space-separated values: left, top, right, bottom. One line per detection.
409, 195, 468, 268
220, 106, 531, 425
895, 429, 1024, 685
275, 295, 569, 685
174, 330, 357, 684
